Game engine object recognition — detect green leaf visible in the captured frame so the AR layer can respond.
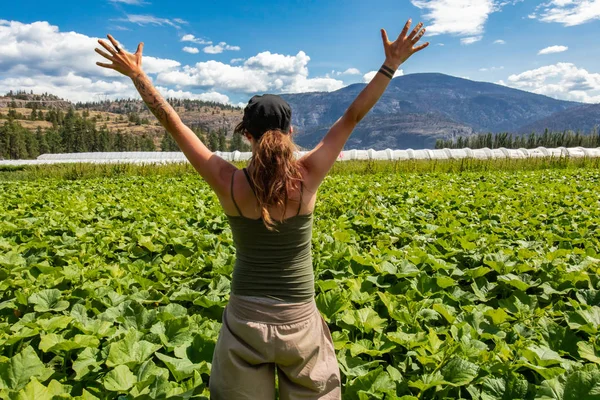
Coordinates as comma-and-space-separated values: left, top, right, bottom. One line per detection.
0, 346, 52, 391
103, 365, 137, 392
155, 353, 209, 382
563, 364, 600, 400
106, 329, 162, 368
28, 289, 69, 312
316, 289, 349, 322
341, 308, 386, 334
578, 342, 600, 364
441, 357, 480, 386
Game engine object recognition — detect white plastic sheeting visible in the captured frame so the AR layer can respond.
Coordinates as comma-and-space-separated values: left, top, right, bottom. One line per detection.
1, 147, 600, 166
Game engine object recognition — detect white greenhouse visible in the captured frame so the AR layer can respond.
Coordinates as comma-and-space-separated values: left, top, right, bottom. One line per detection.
1, 147, 600, 166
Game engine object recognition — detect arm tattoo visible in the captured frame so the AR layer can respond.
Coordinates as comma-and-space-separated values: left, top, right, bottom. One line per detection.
132, 72, 177, 129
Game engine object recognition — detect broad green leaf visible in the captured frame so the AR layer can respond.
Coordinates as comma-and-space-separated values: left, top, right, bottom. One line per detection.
103, 365, 137, 392
0, 346, 52, 391
106, 329, 162, 368
441, 357, 480, 386
28, 289, 69, 312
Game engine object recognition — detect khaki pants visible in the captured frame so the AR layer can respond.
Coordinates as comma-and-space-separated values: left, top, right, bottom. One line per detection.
209, 294, 342, 399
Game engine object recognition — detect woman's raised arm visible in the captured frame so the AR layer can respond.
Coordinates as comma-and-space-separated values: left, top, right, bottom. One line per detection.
95, 35, 234, 195
299, 19, 429, 191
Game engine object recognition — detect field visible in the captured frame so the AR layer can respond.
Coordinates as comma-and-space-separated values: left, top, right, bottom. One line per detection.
1, 160, 599, 399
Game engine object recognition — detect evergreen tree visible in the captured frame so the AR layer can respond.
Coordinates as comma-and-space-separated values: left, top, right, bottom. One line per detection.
35, 127, 49, 156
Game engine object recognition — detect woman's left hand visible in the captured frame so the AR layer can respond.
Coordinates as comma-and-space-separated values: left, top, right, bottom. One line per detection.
95, 34, 144, 78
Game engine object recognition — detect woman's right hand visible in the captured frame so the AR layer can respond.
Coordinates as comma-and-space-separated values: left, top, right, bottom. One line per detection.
381, 19, 429, 70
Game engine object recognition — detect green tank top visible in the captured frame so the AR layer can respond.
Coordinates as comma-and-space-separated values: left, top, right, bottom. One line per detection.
226, 168, 315, 303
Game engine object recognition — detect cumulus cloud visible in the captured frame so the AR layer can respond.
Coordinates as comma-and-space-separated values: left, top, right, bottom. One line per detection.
181, 34, 211, 45
331, 68, 361, 76
203, 42, 241, 54
156, 86, 230, 104
363, 69, 404, 83
499, 62, 600, 103
157, 51, 344, 94
0, 20, 345, 103
411, 0, 497, 36
494, 39, 505, 44
538, 45, 568, 55
182, 46, 199, 54
532, 0, 600, 26
410, 0, 520, 43
230, 58, 244, 64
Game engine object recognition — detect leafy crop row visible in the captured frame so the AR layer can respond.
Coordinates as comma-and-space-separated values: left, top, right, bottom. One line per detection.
1, 168, 599, 399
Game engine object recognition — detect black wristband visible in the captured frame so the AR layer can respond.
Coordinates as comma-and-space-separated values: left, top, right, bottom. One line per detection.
378, 67, 394, 79
381, 64, 395, 75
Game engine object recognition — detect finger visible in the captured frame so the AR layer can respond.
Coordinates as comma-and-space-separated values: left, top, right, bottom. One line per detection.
398, 19, 412, 40
96, 62, 116, 69
407, 22, 423, 40
381, 28, 389, 45
136, 42, 144, 55
98, 39, 117, 55
412, 27, 426, 43
413, 42, 430, 53
107, 34, 120, 49
95, 48, 115, 61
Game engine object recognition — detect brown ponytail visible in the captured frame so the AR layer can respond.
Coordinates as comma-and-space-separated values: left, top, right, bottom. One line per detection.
235, 125, 302, 230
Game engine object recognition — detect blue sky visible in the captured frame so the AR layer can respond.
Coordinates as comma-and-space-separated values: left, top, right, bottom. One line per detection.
1, 0, 599, 104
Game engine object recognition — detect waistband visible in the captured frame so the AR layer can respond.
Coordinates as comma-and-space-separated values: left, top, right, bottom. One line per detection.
226, 294, 318, 325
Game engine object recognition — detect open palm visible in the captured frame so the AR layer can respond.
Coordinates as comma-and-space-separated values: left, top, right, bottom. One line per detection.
381, 19, 429, 69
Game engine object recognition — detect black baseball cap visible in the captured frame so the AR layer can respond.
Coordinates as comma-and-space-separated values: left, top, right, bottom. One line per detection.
242, 94, 292, 137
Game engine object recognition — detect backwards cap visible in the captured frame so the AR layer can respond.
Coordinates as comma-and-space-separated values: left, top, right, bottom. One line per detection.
242, 94, 292, 137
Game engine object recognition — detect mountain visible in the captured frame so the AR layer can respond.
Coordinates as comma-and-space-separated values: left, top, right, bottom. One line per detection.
282, 73, 582, 149
518, 103, 600, 134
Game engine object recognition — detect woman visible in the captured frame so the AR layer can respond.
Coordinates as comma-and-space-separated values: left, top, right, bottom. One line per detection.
96, 18, 428, 399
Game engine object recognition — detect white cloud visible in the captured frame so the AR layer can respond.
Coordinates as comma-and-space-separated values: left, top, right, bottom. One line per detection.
203, 42, 241, 54
156, 86, 230, 104
0, 19, 345, 103
501, 62, 600, 103
538, 45, 568, 55
0, 73, 138, 103
363, 69, 404, 83
108, 0, 149, 5
461, 36, 482, 45
157, 51, 344, 94
479, 66, 504, 72
182, 46, 199, 54
436, 43, 445, 46
118, 14, 186, 28
230, 58, 244, 64
0, 20, 181, 101
410, 0, 498, 36
534, 0, 600, 26
181, 34, 211, 45
494, 39, 505, 44
332, 68, 361, 76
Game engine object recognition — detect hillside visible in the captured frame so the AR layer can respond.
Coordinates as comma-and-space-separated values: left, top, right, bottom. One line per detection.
518, 103, 600, 134
282, 73, 582, 149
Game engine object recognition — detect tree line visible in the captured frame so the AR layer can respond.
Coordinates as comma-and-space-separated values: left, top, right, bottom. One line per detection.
0, 107, 251, 160
435, 128, 600, 150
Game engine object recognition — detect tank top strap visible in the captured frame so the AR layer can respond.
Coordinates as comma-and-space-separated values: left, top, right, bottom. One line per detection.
242, 168, 257, 197
230, 170, 244, 218
296, 181, 303, 216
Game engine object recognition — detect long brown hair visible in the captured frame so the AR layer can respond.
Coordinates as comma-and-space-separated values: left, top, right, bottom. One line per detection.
234, 122, 302, 230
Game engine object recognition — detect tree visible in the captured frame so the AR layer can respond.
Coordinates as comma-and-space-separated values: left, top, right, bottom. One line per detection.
161, 131, 179, 151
